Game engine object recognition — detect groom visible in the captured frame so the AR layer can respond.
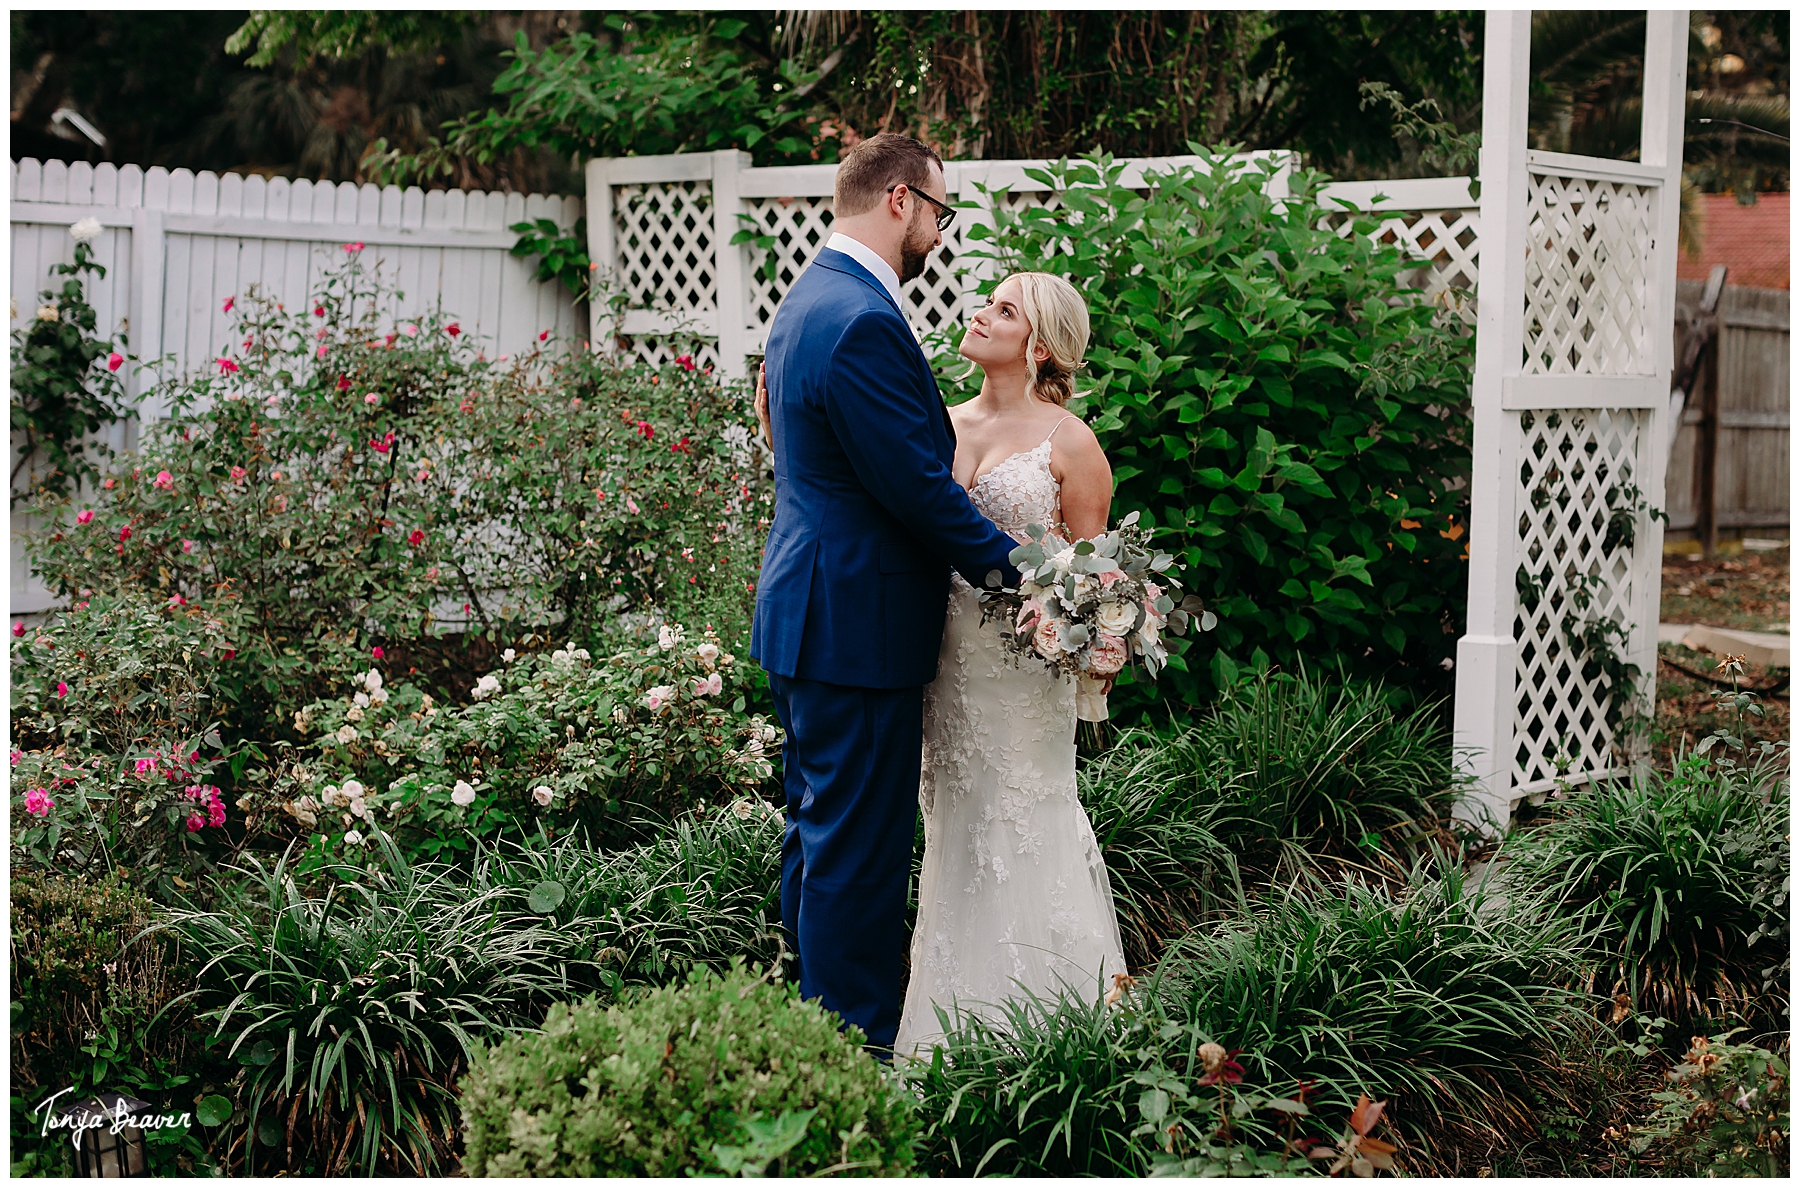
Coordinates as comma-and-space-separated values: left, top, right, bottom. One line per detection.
750, 134, 1019, 1052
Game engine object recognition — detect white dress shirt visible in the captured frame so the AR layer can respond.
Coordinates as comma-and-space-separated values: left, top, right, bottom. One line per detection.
825, 232, 904, 311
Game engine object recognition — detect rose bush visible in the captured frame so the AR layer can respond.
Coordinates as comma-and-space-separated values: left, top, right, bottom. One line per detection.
257, 622, 782, 861
18, 253, 772, 751
9, 588, 258, 889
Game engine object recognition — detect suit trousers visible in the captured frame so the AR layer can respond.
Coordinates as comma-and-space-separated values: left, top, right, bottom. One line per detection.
767, 672, 922, 1053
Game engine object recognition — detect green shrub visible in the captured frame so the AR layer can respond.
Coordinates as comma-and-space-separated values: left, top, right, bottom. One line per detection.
1507, 750, 1790, 1029
460, 963, 917, 1177
953, 147, 1473, 713
9, 872, 214, 1177
1628, 1029, 1789, 1177
10, 229, 130, 504
19, 254, 770, 747
1157, 853, 1592, 1169
10, 589, 254, 884
260, 623, 781, 858
158, 835, 592, 1176
1185, 663, 1457, 870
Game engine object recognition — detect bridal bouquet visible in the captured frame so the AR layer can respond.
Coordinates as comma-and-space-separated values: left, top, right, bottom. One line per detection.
977, 512, 1215, 720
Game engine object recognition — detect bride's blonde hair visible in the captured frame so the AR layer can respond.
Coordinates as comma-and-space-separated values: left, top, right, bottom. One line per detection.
1006, 271, 1090, 407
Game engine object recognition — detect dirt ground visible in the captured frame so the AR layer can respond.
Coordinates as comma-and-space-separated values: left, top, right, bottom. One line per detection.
1653, 545, 1790, 765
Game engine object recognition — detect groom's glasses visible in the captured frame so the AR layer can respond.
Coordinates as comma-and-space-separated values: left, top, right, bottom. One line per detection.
889, 184, 957, 233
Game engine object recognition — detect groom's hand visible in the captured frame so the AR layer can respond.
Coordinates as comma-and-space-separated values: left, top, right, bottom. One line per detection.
755, 363, 772, 448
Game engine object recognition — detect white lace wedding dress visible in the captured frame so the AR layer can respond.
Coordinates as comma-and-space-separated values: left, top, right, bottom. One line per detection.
895, 421, 1129, 1057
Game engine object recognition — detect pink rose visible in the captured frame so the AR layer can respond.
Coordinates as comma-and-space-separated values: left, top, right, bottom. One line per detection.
182, 539, 195, 554
402, 323, 418, 337
1033, 618, 1069, 659
135, 758, 157, 776
216, 357, 239, 375
107, 352, 124, 371
56, 681, 68, 698
316, 305, 327, 317
407, 529, 425, 547
365, 393, 379, 405
153, 470, 174, 490
24, 787, 53, 817
644, 684, 675, 712
222, 295, 235, 313
446, 323, 461, 337
693, 672, 723, 696
538, 330, 549, 342
317, 345, 328, 359
626, 496, 641, 514
76, 509, 94, 524
1097, 567, 1121, 587
343, 241, 364, 253
1088, 633, 1128, 676
372, 646, 385, 660
676, 354, 695, 371
186, 814, 205, 832
230, 466, 247, 483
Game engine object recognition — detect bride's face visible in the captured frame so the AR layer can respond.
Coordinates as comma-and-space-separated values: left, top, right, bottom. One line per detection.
959, 277, 1044, 371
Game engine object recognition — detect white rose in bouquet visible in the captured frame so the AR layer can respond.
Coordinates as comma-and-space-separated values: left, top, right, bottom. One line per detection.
1033, 618, 1070, 659
1094, 599, 1138, 637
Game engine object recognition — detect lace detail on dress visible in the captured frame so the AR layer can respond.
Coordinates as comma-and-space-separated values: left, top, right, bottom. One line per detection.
897, 435, 1127, 1057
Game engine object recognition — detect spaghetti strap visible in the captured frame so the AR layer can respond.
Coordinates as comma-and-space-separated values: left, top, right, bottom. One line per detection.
1042, 415, 1078, 446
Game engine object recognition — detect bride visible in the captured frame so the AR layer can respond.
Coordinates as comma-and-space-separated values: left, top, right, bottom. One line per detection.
755, 271, 1127, 1056
894, 272, 1127, 1055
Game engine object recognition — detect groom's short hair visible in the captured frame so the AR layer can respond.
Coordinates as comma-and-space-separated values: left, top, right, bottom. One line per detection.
834, 134, 944, 217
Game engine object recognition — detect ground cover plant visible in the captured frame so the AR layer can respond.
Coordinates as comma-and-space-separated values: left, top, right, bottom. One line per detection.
460, 962, 918, 1177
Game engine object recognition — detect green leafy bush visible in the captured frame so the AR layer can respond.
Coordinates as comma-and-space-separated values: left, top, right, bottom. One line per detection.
1158, 854, 1591, 1169
1507, 750, 1790, 1029
459, 962, 917, 1177
19, 254, 770, 746
956, 147, 1473, 712
10, 229, 131, 504
263, 624, 781, 857
159, 836, 592, 1176
1628, 1029, 1789, 1177
10, 589, 249, 884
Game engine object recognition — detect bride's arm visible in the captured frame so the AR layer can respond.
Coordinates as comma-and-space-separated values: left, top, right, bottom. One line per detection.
1050, 418, 1113, 541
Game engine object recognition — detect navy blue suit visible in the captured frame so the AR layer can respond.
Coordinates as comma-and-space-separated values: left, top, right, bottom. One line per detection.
751, 247, 1016, 1050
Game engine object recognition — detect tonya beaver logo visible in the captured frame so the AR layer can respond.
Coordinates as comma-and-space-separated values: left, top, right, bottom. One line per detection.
32, 1086, 194, 1148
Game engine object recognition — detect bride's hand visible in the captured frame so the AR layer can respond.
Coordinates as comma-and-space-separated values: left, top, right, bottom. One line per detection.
755, 362, 772, 447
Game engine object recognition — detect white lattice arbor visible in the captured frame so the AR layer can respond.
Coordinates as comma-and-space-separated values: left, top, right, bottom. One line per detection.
1453, 10, 1688, 830
583, 152, 1480, 381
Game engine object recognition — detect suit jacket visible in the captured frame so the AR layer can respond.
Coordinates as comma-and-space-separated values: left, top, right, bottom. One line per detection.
750, 247, 1018, 689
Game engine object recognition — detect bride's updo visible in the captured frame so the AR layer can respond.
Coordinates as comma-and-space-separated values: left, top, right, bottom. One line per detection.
1003, 271, 1090, 406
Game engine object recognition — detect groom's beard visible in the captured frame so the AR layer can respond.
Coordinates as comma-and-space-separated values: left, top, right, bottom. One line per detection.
898, 216, 937, 284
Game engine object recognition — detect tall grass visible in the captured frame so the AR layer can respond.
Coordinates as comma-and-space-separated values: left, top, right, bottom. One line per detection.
472, 802, 785, 988
1158, 852, 1594, 1172
1505, 751, 1790, 1029
1184, 664, 1457, 869
160, 835, 585, 1176
157, 805, 785, 1175
1077, 731, 1242, 968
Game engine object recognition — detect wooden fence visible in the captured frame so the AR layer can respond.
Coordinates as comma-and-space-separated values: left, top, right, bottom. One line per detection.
1667, 282, 1790, 541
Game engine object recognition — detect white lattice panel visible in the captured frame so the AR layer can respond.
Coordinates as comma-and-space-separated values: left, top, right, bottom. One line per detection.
1326, 208, 1481, 325
744, 195, 834, 329
1511, 407, 1646, 793
615, 181, 716, 313
1522, 172, 1655, 374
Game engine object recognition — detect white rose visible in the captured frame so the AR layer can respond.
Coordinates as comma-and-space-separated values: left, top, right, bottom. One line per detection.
350, 798, 367, 819
502, 648, 516, 662
341, 779, 365, 800
471, 673, 501, 701
345, 705, 364, 722
696, 642, 721, 665
658, 624, 684, 651
364, 669, 383, 693
573, 648, 590, 661
322, 783, 340, 805
746, 736, 764, 758
335, 725, 357, 745
612, 705, 629, 724
35, 305, 59, 323
69, 217, 103, 244
1138, 620, 1161, 652
369, 687, 388, 706
1095, 600, 1139, 637
1033, 618, 1069, 659
451, 780, 477, 806
532, 785, 553, 807
758, 724, 779, 745
1049, 547, 1077, 571
551, 649, 571, 666
731, 799, 756, 821
343, 829, 364, 846
354, 692, 370, 708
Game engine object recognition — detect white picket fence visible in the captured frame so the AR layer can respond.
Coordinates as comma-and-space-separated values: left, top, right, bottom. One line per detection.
9, 157, 584, 613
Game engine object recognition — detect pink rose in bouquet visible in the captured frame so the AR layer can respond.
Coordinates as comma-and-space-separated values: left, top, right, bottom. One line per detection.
1088, 633, 1128, 676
